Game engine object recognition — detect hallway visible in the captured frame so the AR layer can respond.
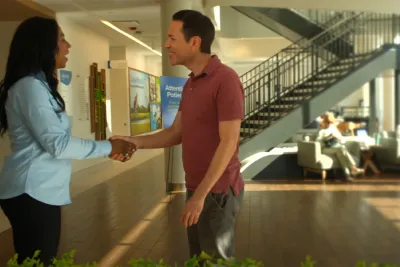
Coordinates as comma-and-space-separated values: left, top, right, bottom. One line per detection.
0, 156, 399, 266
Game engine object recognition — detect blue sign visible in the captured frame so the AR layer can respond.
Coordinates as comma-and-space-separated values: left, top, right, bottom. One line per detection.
160, 76, 188, 128
59, 70, 72, 86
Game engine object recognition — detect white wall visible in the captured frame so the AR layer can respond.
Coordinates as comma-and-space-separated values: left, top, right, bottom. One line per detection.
220, 6, 279, 39
57, 15, 112, 173
337, 88, 363, 107
145, 56, 162, 77
124, 46, 162, 77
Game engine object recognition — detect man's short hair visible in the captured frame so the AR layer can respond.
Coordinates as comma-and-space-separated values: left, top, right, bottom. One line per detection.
172, 10, 215, 54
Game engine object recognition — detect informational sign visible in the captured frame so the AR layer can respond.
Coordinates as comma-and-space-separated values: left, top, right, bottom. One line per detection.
59, 69, 73, 115
78, 78, 90, 121
160, 76, 187, 128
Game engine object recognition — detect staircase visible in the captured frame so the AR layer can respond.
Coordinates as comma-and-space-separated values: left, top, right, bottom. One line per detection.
231, 7, 355, 58
237, 12, 400, 178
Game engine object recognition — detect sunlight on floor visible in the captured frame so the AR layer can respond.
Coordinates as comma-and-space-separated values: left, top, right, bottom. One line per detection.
98, 194, 176, 267
244, 180, 400, 192
364, 197, 400, 231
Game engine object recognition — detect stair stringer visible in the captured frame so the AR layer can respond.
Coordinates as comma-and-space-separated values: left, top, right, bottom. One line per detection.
232, 7, 303, 43
239, 47, 398, 179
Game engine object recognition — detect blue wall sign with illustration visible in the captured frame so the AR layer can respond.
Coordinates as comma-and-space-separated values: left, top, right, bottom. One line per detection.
60, 70, 72, 86
160, 76, 188, 128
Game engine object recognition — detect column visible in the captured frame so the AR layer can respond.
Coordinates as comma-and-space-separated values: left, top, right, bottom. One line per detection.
395, 69, 400, 127
368, 79, 378, 134
382, 70, 395, 131
160, 0, 192, 192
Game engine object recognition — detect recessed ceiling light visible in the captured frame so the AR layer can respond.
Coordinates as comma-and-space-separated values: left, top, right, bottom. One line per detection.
101, 20, 161, 56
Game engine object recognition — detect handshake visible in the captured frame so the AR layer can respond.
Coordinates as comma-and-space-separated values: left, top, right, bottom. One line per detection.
107, 136, 138, 162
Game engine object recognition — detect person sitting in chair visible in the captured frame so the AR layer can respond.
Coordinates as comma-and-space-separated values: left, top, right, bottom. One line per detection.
316, 113, 364, 179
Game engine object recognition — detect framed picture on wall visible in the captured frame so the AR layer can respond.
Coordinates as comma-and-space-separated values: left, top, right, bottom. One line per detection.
128, 68, 151, 136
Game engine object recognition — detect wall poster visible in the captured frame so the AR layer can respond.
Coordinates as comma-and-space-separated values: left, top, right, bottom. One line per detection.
160, 76, 187, 128
129, 68, 151, 135
149, 75, 162, 131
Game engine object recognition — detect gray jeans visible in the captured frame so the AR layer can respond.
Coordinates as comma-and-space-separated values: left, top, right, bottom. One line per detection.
186, 187, 244, 260
323, 146, 356, 170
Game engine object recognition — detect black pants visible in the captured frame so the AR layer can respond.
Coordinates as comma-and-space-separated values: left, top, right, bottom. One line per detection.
186, 187, 244, 260
0, 194, 61, 266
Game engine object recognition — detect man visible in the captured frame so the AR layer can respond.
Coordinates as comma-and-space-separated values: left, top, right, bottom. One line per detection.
112, 9, 244, 260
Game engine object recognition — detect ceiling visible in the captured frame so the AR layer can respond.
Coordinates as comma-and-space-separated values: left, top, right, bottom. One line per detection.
27, 0, 270, 68
0, 0, 54, 21
34, 0, 162, 53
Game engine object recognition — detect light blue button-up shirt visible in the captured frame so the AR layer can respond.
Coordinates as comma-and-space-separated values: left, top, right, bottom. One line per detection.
0, 72, 112, 206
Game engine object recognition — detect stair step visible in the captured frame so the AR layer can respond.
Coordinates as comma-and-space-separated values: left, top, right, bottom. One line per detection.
248, 112, 282, 120
297, 83, 329, 89
240, 120, 278, 137
304, 79, 333, 85
339, 54, 370, 63
318, 70, 346, 77
280, 96, 305, 101
282, 95, 311, 102
328, 64, 355, 71
269, 104, 294, 108
313, 75, 340, 81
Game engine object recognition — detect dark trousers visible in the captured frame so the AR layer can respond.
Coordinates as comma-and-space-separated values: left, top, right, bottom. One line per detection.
0, 194, 61, 266
186, 187, 244, 260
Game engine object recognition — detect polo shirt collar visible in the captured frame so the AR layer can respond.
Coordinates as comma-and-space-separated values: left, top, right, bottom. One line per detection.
189, 55, 220, 78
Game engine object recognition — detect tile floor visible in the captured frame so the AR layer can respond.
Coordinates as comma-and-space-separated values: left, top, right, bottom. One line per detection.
0, 156, 399, 267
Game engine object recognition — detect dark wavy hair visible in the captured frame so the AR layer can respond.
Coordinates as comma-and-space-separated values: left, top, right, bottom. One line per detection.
0, 16, 65, 137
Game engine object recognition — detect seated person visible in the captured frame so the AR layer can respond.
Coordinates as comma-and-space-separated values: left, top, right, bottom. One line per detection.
316, 113, 364, 178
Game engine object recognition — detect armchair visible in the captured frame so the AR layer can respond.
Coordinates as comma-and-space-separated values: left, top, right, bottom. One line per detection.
297, 140, 361, 180
372, 137, 400, 170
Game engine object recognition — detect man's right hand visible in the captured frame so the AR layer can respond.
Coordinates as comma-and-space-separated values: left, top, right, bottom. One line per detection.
108, 138, 137, 162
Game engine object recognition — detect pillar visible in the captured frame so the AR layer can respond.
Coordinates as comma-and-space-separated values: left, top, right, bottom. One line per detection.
368, 79, 378, 134
395, 69, 400, 128
382, 70, 395, 131
160, 0, 192, 192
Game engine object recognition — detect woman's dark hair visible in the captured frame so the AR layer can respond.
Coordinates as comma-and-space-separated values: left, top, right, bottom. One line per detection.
0, 16, 65, 137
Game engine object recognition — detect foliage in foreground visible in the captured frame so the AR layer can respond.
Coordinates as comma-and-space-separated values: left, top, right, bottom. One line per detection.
6, 250, 398, 267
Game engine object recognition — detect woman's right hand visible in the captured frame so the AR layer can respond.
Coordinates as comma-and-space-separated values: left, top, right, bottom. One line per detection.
108, 139, 136, 162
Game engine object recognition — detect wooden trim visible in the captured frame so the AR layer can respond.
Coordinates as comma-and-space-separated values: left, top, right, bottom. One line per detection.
16, 0, 55, 18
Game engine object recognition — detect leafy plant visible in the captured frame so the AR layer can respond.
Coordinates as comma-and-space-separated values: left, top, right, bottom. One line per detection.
5, 250, 398, 267
301, 255, 316, 267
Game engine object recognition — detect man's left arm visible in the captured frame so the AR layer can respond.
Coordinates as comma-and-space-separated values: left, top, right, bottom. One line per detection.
191, 120, 241, 200
181, 71, 244, 227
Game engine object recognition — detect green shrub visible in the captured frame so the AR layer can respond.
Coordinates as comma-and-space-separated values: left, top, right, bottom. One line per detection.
6, 250, 398, 267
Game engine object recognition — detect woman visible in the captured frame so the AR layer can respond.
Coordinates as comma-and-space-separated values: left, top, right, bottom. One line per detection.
316, 113, 364, 178
0, 17, 134, 265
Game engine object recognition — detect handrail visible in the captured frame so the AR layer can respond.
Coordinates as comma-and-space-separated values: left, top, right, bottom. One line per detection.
240, 12, 400, 143
239, 11, 358, 88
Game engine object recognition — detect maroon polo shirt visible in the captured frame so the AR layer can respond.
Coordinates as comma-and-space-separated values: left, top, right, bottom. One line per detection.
178, 55, 244, 196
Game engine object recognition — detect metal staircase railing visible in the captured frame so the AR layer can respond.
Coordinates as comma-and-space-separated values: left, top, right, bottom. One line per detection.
293, 9, 343, 28
240, 11, 357, 93
240, 12, 400, 143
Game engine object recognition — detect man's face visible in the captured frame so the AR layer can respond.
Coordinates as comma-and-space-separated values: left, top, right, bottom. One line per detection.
164, 20, 198, 66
